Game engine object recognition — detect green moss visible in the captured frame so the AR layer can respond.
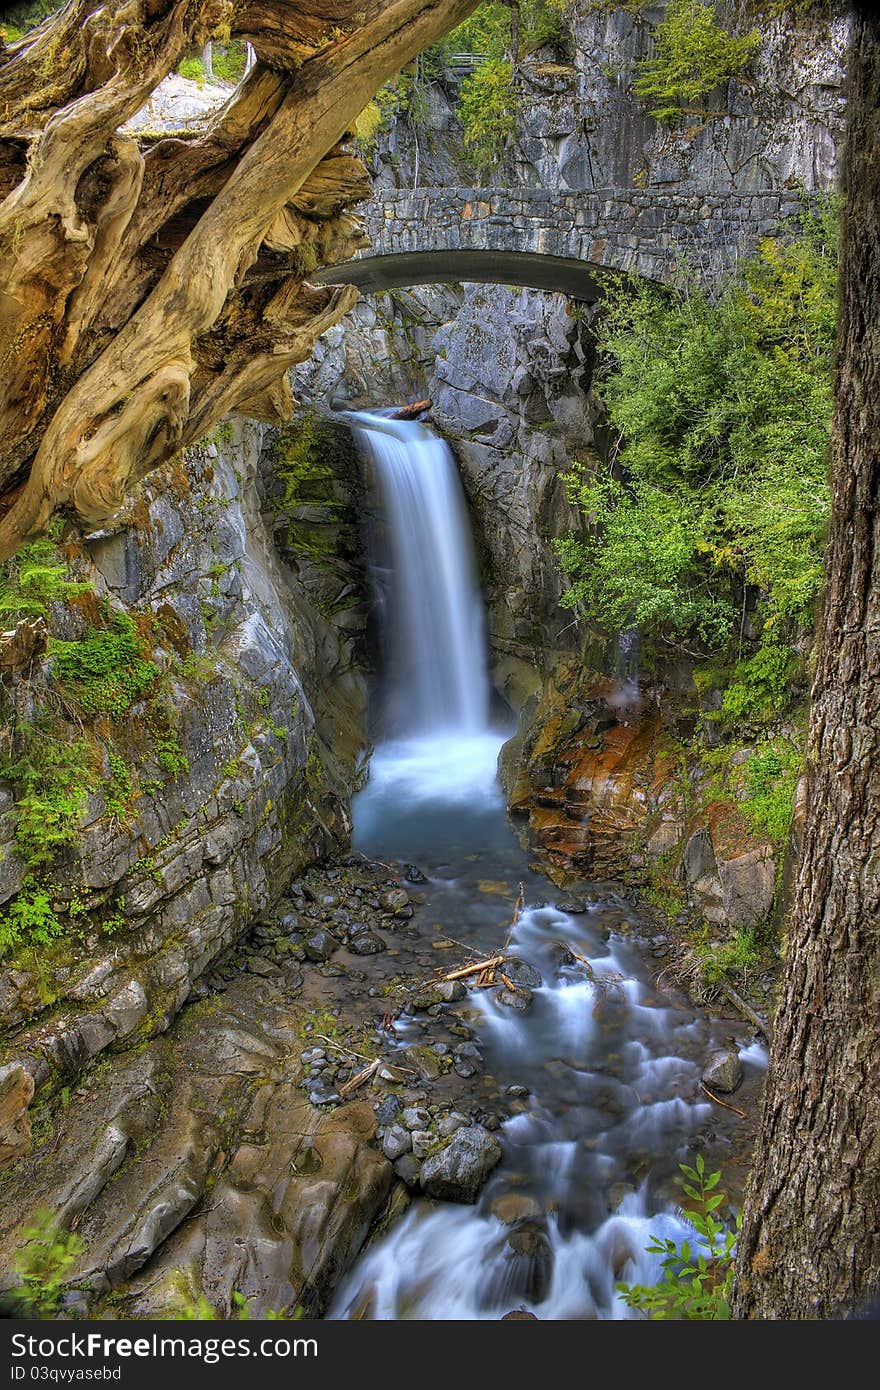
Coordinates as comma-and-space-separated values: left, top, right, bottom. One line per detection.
50, 610, 158, 719
0, 725, 97, 866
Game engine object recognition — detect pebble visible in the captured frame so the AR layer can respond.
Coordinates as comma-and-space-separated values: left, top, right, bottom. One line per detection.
382, 1124, 413, 1161
411, 1130, 434, 1159
402, 1106, 431, 1131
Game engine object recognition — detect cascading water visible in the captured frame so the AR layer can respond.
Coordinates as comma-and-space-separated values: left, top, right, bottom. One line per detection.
334, 413, 764, 1320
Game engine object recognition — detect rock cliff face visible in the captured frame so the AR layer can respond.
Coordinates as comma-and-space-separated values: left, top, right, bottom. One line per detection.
0, 422, 367, 1101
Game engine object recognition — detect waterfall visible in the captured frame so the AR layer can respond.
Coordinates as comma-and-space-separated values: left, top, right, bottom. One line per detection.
349, 411, 490, 736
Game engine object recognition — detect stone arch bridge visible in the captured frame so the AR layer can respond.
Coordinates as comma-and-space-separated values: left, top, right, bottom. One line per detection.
314, 186, 808, 300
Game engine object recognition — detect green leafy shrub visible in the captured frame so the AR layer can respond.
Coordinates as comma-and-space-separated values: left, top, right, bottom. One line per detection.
50, 611, 158, 719
555, 199, 837, 661
618, 1156, 740, 1319
741, 741, 800, 843
458, 58, 517, 172
5, 1211, 85, 1318
634, 0, 762, 122
211, 41, 247, 82
0, 728, 97, 866
178, 55, 206, 83
0, 880, 64, 957
721, 642, 796, 722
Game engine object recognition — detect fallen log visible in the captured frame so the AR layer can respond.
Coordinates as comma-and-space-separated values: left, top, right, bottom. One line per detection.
389, 399, 432, 420
442, 955, 505, 982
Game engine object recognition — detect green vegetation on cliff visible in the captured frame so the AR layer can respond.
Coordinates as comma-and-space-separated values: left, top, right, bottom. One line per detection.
556, 196, 838, 685
634, 0, 762, 122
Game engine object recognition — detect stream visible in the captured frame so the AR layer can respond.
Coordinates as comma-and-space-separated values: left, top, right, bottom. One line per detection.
328, 413, 765, 1320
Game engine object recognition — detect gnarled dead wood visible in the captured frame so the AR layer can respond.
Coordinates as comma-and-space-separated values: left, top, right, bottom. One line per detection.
0, 0, 479, 559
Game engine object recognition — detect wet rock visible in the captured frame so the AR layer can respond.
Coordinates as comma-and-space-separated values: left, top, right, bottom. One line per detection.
379, 888, 410, 913
555, 898, 586, 914
245, 955, 277, 977
393, 1154, 422, 1189
382, 1124, 413, 1161
404, 864, 428, 884
542, 940, 575, 972
406, 1046, 442, 1081
304, 928, 337, 962
491, 1192, 542, 1225
420, 1126, 502, 1203
506, 1085, 529, 1099
411, 1130, 434, 1159
375, 1094, 403, 1126
501, 1309, 539, 1320
0, 1063, 34, 1167
438, 1112, 467, 1137
702, 1049, 744, 1094
436, 979, 466, 1003
501, 1222, 554, 1304
502, 957, 543, 989
402, 1106, 431, 1132
349, 932, 386, 956
495, 985, 533, 1013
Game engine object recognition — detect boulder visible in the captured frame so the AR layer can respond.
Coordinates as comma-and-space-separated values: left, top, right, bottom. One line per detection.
420, 1126, 502, 1203
502, 957, 543, 989
702, 1049, 744, 1094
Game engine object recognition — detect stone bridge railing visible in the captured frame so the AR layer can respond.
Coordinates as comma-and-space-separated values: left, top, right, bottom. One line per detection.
353, 185, 808, 287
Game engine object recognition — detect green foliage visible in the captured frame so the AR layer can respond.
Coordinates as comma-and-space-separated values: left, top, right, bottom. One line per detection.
458, 58, 517, 172
50, 610, 159, 719
555, 199, 837, 661
721, 642, 796, 722
634, 0, 762, 122
618, 1157, 740, 1318
0, 535, 88, 620
178, 55, 206, 83
6, 1211, 85, 1318
104, 751, 134, 820
697, 926, 759, 983
0, 880, 64, 957
0, 728, 96, 867
211, 41, 247, 82
741, 741, 800, 843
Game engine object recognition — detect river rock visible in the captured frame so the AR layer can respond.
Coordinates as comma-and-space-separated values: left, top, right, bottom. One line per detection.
501, 1309, 539, 1319
393, 1154, 422, 1189
382, 1124, 413, 1161
501, 1222, 554, 1304
402, 1106, 431, 1132
379, 888, 410, 913
0, 1063, 34, 1167
349, 931, 386, 955
375, 1094, 403, 1125
304, 928, 337, 962
495, 985, 533, 1012
436, 979, 466, 1002
702, 1049, 744, 1094
502, 957, 543, 989
420, 1126, 502, 1203
491, 1191, 543, 1225
410, 1130, 434, 1159
404, 864, 428, 883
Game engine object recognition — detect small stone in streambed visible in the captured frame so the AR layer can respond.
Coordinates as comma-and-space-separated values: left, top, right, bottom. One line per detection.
349, 932, 387, 956
542, 940, 576, 972
555, 898, 586, 914
491, 1192, 543, 1225
420, 1126, 502, 1203
304, 928, 337, 962
501, 1310, 539, 1320
454, 1061, 476, 1078
411, 1130, 434, 1159
404, 863, 428, 883
382, 1124, 413, 1161
375, 1094, 403, 1125
436, 979, 466, 1002
406, 1045, 442, 1080
393, 1154, 422, 1189
246, 955, 278, 976
316, 963, 346, 978
495, 985, 533, 1013
402, 1106, 431, 1132
502, 957, 543, 989
506, 1084, 529, 1099
377, 1064, 408, 1084
702, 1049, 744, 1094
438, 1112, 467, 1137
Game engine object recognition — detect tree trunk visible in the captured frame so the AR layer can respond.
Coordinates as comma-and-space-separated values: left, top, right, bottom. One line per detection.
733, 8, 880, 1319
0, 0, 479, 562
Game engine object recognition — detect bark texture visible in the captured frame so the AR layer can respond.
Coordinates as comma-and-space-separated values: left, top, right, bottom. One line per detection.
733, 9, 880, 1320
0, 0, 477, 560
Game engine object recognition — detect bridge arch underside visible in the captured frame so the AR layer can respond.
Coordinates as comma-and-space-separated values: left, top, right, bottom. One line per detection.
312, 249, 610, 302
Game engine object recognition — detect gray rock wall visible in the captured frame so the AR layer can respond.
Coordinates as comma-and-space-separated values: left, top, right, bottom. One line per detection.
0, 421, 368, 1098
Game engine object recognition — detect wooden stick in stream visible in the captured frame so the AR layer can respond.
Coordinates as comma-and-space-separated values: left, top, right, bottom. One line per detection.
338, 1059, 380, 1098
700, 1081, 747, 1118
442, 955, 505, 982
502, 884, 525, 949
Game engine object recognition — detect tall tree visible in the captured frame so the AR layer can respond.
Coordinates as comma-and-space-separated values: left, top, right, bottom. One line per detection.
0, 0, 477, 564
733, 6, 880, 1319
